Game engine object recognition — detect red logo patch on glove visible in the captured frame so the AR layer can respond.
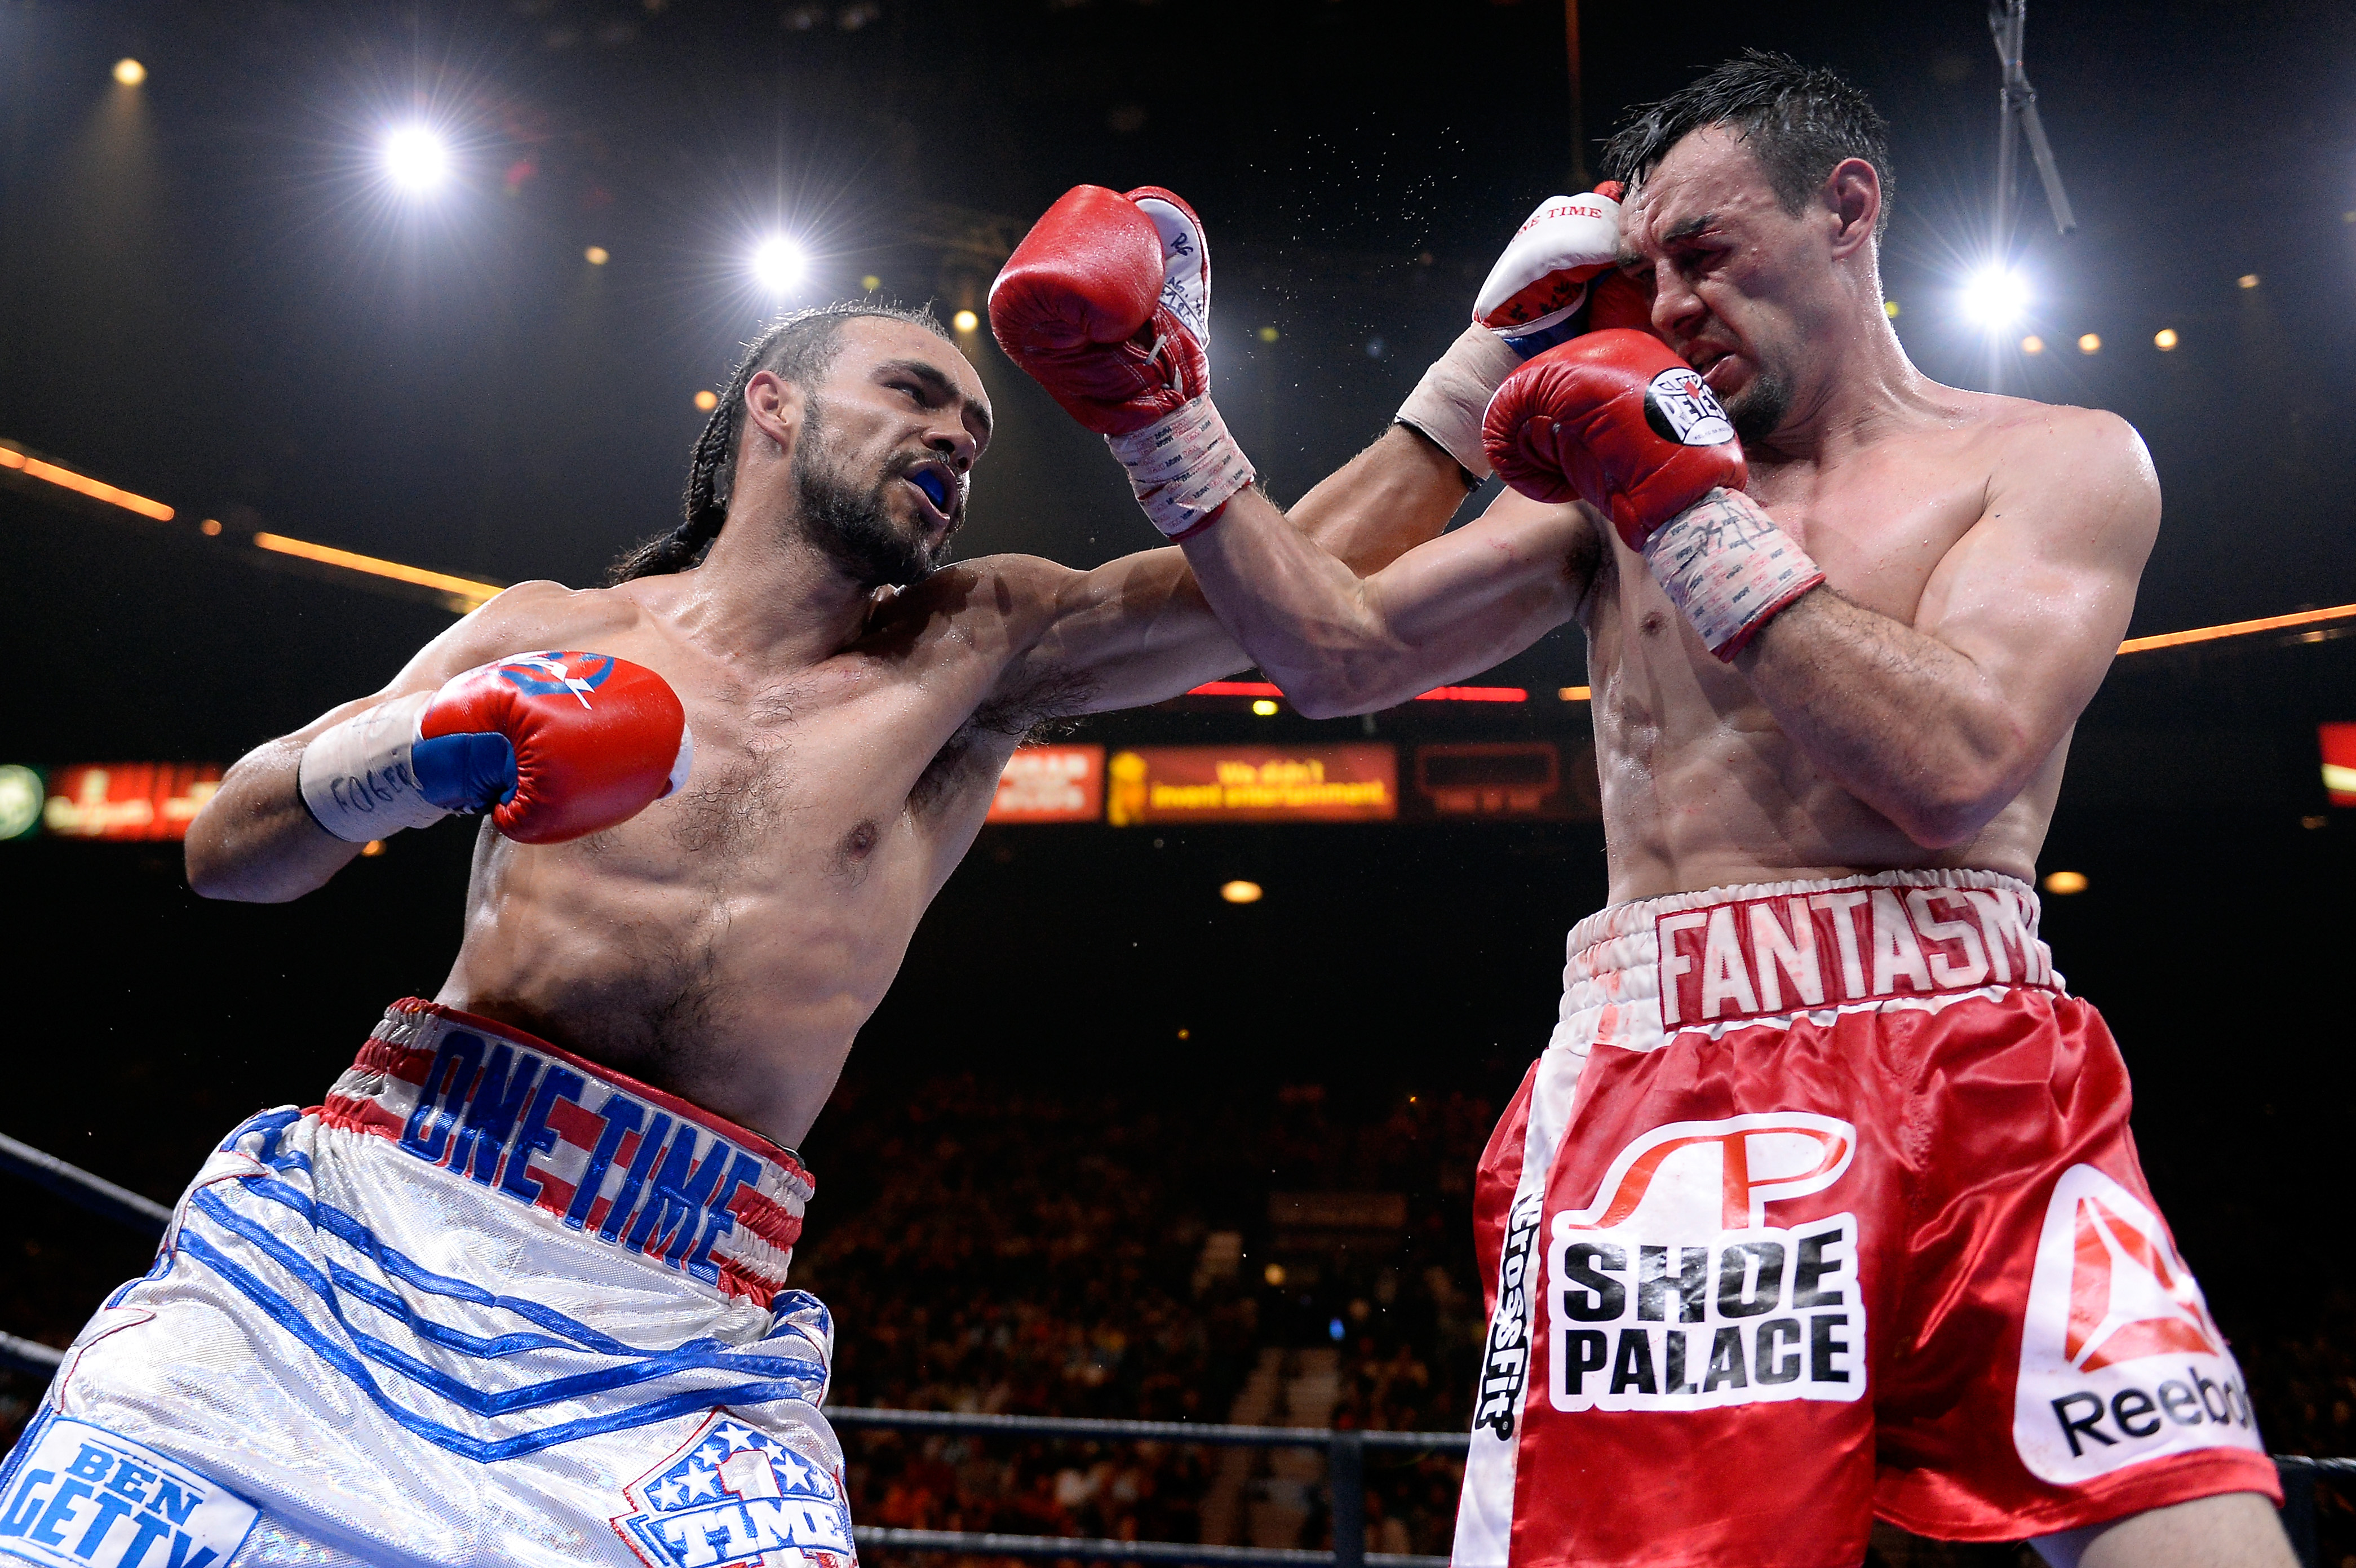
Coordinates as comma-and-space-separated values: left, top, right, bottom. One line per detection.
424, 651, 693, 844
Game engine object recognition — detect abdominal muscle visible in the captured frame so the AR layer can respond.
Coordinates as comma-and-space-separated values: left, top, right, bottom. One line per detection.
432, 802, 942, 1150
1587, 603, 2066, 909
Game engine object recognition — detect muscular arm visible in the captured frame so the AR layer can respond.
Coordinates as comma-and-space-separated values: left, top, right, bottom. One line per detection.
998, 423, 1495, 716
1733, 409, 2161, 848
1178, 476, 1602, 719
184, 581, 604, 903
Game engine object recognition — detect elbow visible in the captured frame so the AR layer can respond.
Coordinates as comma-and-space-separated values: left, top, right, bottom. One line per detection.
1893, 805, 1989, 852
184, 841, 253, 902
1287, 684, 1358, 721
184, 830, 293, 903
184, 835, 231, 900
1885, 768, 2021, 851
1283, 663, 1399, 720
1884, 720, 2041, 850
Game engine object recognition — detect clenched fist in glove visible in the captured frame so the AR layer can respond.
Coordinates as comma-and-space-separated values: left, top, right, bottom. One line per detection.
1396, 183, 1656, 482
1483, 331, 1824, 660
1472, 183, 1651, 358
989, 184, 1253, 538
298, 651, 694, 846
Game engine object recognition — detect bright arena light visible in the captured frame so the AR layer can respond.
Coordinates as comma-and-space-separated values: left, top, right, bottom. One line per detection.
1960, 265, 2030, 331
751, 236, 805, 294
383, 125, 448, 193
951, 308, 980, 334
113, 59, 147, 87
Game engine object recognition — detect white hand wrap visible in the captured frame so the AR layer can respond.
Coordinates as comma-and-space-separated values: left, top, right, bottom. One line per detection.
1394, 324, 1523, 481
1105, 395, 1256, 539
1640, 489, 1827, 661
295, 690, 448, 843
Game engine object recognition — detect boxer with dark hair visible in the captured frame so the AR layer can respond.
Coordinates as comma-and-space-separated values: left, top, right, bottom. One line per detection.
999, 54, 2291, 1568
2, 278, 1482, 1563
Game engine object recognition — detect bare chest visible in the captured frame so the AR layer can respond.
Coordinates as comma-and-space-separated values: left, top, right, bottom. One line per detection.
596, 669, 1002, 892
1597, 435, 1992, 675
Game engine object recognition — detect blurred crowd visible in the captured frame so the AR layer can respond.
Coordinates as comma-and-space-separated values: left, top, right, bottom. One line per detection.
794, 1073, 1498, 1558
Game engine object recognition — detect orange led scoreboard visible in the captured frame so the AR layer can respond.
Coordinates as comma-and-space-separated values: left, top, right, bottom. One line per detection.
984, 742, 1596, 824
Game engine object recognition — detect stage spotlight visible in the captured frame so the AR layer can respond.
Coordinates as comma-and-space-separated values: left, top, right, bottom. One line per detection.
2021, 335, 2045, 355
861, 274, 882, 292
1961, 266, 2029, 331
1883, 299, 1900, 318
951, 309, 980, 334
2077, 333, 2101, 355
693, 390, 719, 412
2041, 870, 2088, 896
1251, 698, 1278, 716
1220, 880, 1264, 905
1257, 326, 1280, 343
112, 59, 147, 87
383, 125, 448, 193
2154, 328, 2179, 351
751, 236, 805, 294
2237, 273, 2260, 290
584, 246, 609, 266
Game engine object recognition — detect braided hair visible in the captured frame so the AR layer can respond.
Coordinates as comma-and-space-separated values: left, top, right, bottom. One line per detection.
608, 300, 951, 583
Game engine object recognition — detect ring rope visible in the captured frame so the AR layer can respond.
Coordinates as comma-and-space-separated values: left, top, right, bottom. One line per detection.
0, 1130, 171, 1237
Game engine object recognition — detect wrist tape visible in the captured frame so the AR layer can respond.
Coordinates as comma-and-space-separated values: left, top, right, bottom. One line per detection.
1641, 489, 1826, 660
1394, 324, 1524, 481
1105, 395, 1256, 539
296, 690, 448, 843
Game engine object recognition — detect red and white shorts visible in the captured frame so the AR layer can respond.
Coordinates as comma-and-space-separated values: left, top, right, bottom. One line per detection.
1450, 870, 2277, 1568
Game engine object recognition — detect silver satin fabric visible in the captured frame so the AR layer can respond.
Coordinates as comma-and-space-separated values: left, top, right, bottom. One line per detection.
6, 1101, 852, 1567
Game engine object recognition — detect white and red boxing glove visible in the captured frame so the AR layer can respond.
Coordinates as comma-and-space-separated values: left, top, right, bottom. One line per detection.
1473, 183, 1638, 357
296, 650, 694, 845
1397, 183, 1655, 482
1483, 331, 1823, 660
989, 184, 1254, 538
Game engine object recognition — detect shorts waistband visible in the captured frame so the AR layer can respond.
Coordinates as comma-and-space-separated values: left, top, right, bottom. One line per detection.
1560, 869, 2062, 1043
320, 999, 813, 1308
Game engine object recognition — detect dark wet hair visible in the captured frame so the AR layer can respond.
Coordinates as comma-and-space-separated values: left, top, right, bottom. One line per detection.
1602, 51, 1894, 238
608, 300, 950, 582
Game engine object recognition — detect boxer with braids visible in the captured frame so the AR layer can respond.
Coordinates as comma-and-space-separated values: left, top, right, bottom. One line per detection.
613, 301, 950, 582
33, 235, 1494, 1560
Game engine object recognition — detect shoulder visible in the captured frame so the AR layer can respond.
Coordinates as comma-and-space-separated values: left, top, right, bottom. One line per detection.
468, 577, 645, 641
884, 554, 1087, 630
942, 552, 1087, 600
1944, 391, 2154, 496
1938, 394, 2159, 565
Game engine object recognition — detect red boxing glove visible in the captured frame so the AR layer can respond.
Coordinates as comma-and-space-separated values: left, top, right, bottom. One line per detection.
425, 652, 692, 844
1482, 330, 1745, 549
1584, 271, 1656, 336
298, 650, 694, 845
1483, 333, 1822, 660
989, 184, 1204, 437
989, 185, 1252, 538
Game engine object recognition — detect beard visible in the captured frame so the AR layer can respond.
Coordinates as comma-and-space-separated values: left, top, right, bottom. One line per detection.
1724, 361, 1794, 445
790, 409, 960, 589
